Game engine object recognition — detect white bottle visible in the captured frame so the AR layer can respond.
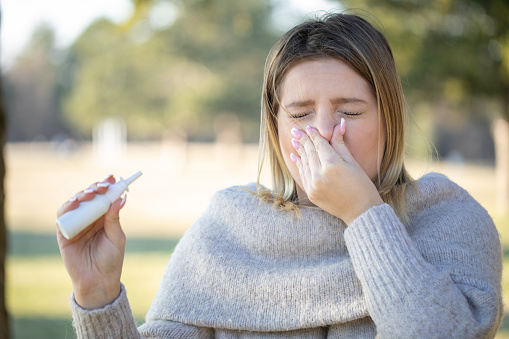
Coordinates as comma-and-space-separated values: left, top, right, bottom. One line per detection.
56, 171, 143, 239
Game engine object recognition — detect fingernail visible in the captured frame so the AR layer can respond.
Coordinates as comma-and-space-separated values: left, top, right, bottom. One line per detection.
340, 118, 346, 135
97, 182, 111, 188
291, 128, 302, 139
291, 138, 300, 150
306, 126, 313, 134
290, 153, 297, 163
104, 174, 114, 180
69, 196, 77, 202
84, 188, 96, 194
120, 194, 127, 207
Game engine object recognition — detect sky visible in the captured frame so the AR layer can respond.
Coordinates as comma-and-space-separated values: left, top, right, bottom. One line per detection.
1, 0, 133, 69
0, 0, 339, 70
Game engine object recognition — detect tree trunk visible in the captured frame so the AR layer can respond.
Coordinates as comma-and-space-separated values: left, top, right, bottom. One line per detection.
0, 83, 8, 339
0, 7, 11, 339
494, 117, 509, 215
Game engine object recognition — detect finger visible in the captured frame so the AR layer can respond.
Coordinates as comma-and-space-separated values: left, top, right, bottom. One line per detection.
57, 196, 80, 217
75, 175, 117, 203
303, 126, 328, 173
57, 174, 116, 217
103, 174, 115, 183
290, 132, 313, 183
291, 137, 308, 168
291, 128, 313, 176
95, 181, 111, 194
306, 125, 344, 165
290, 152, 310, 189
95, 174, 117, 194
56, 188, 96, 217
78, 188, 98, 201
330, 119, 356, 164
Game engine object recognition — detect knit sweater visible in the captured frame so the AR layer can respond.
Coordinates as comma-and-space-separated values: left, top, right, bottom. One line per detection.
70, 173, 503, 338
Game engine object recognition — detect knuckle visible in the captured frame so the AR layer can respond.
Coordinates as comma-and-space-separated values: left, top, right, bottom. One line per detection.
299, 152, 308, 164
323, 162, 339, 174
302, 138, 312, 148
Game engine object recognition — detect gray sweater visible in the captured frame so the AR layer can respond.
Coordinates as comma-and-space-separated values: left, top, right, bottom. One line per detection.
70, 173, 503, 338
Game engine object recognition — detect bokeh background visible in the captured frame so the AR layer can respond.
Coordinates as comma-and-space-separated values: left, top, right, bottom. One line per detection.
1, 0, 509, 338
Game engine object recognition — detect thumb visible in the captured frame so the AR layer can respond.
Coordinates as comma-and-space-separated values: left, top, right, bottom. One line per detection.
103, 195, 127, 245
330, 118, 356, 163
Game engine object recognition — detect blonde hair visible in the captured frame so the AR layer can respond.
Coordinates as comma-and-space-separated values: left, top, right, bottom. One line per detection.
256, 12, 415, 223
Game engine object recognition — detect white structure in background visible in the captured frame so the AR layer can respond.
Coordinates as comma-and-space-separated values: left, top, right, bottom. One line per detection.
93, 117, 127, 165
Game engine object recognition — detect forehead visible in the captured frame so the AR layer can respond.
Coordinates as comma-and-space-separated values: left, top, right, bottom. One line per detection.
280, 58, 373, 100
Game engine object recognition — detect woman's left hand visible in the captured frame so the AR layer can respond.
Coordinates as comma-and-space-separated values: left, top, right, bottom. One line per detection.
290, 119, 383, 225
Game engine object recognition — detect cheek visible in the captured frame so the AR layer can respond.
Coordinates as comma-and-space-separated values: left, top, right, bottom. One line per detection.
344, 124, 382, 179
277, 120, 290, 153
279, 129, 289, 149
277, 121, 294, 166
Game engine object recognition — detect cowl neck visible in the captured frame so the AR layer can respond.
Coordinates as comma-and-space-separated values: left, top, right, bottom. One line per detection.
145, 184, 368, 332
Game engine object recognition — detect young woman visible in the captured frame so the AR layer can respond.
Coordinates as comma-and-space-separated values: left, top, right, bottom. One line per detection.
57, 13, 503, 338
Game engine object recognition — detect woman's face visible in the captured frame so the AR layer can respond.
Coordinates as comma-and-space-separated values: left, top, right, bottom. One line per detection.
277, 58, 386, 200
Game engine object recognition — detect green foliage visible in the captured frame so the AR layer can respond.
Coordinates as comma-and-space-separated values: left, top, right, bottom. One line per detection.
3, 24, 69, 141
337, 0, 508, 114
63, 0, 278, 141
332, 0, 508, 161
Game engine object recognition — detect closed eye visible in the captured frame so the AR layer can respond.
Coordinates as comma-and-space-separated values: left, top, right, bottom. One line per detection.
341, 111, 362, 116
290, 112, 311, 119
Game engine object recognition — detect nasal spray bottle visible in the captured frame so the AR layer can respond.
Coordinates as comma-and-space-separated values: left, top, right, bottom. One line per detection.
56, 171, 143, 240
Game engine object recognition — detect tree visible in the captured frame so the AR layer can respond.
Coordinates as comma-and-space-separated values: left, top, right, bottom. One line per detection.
0, 80, 8, 339
3, 24, 69, 141
0, 6, 10, 339
63, 0, 278, 142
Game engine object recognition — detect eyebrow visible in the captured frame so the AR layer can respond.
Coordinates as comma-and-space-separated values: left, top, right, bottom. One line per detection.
330, 97, 368, 105
284, 97, 367, 108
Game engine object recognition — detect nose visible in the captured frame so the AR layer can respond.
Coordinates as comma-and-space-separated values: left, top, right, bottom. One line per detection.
313, 112, 340, 142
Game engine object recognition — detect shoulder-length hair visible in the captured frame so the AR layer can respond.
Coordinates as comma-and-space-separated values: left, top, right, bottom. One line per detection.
257, 12, 414, 223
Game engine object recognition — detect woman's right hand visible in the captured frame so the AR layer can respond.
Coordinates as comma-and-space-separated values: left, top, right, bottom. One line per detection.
56, 174, 127, 309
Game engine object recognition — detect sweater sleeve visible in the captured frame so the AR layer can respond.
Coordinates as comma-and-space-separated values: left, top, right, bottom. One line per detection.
344, 203, 503, 339
70, 284, 214, 338
70, 284, 141, 339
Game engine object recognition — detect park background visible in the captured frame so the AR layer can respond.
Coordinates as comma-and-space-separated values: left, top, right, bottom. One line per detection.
2, 0, 509, 338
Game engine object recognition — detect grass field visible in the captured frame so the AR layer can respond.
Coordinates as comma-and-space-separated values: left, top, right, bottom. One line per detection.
5, 141, 509, 338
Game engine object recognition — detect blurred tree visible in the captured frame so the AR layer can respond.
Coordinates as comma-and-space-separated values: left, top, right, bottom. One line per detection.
3, 24, 69, 141
0, 79, 8, 339
0, 6, 10, 339
164, 0, 278, 140
336, 0, 509, 211
64, 0, 278, 141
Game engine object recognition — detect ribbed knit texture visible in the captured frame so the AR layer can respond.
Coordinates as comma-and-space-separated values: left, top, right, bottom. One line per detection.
70, 285, 139, 338
70, 173, 503, 338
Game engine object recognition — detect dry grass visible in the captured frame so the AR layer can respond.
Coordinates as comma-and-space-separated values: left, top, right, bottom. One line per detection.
5, 141, 265, 238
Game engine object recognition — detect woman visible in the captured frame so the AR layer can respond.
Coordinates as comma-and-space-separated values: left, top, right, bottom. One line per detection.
57, 13, 503, 338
